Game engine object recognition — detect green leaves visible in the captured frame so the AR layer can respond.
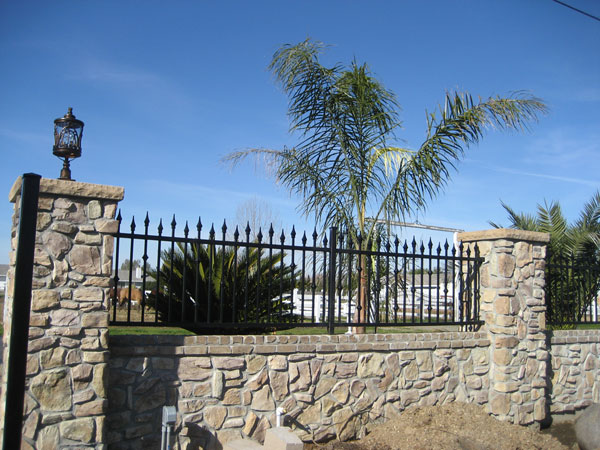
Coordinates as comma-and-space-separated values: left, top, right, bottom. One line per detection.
492, 192, 600, 324
151, 241, 296, 332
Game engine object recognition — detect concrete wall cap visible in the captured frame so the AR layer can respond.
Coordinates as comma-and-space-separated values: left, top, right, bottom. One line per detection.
10, 176, 124, 203
458, 228, 550, 244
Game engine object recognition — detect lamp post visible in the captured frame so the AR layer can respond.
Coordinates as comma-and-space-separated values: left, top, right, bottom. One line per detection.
53, 107, 84, 180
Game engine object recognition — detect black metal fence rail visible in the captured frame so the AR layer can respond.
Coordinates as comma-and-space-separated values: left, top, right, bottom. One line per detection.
546, 252, 600, 325
110, 213, 484, 332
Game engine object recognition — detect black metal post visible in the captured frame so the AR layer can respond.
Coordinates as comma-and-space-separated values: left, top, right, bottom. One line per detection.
2, 173, 40, 450
327, 227, 337, 334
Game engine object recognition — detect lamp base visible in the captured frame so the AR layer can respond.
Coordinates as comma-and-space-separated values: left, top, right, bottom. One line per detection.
58, 159, 74, 181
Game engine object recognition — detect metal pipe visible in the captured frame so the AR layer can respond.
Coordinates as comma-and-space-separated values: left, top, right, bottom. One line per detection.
367, 218, 464, 233
276, 407, 285, 427
2, 173, 41, 450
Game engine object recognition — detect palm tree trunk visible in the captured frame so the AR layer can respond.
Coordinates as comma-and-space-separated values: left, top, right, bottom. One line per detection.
353, 254, 367, 334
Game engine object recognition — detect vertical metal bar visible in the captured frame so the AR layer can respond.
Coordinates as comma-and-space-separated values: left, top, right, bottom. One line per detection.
167, 216, 176, 323
435, 243, 441, 322
393, 238, 399, 323
411, 239, 416, 324
474, 244, 481, 323
127, 218, 136, 323
279, 230, 285, 321
220, 221, 227, 323
232, 227, 239, 323
321, 234, 328, 323
465, 246, 473, 326
155, 220, 163, 324
337, 231, 344, 323
181, 223, 190, 322
443, 241, 449, 322
194, 219, 202, 323
327, 227, 337, 334
3, 173, 40, 450
311, 230, 317, 324
427, 239, 433, 323
207, 225, 215, 323
419, 241, 425, 324
403, 241, 408, 323
290, 227, 297, 322
301, 232, 307, 323
141, 213, 150, 323
267, 226, 274, 323
255, 229, 263, 323
346, 235, 353, 324
244, 223, 250, 323
112, 211, 122, 323
366, 240, 372, 325
458, 242, 466, 325
385, 240, 391, 324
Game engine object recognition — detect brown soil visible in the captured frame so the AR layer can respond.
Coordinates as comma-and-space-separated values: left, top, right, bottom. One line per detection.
305, 403, 574, 450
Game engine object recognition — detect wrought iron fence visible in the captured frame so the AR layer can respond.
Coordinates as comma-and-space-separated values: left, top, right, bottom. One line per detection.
109, 213, 483, 333
546, 252, 600, 325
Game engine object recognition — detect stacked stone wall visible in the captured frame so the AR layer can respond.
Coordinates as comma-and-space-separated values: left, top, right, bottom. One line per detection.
549, 330, 600, 414
108, 332, 490, 449
1, 177, 123, 449
459, 229, 550, 426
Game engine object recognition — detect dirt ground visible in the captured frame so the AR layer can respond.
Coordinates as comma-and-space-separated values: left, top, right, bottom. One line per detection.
305, 403, 575, 450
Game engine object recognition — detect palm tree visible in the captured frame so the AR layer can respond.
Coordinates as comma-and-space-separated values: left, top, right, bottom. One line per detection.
150, 236, 296, 333
491, 192, 600, 324
225, 39, 547, 332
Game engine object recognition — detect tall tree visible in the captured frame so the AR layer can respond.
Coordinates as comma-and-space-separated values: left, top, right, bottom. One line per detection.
225, 39, 547, 331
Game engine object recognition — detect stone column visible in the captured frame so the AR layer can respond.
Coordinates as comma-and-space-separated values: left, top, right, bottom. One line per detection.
1, 177, 123, 449
458, 229, 550, 427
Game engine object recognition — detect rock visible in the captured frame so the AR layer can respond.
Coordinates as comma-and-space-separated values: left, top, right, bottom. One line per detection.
333, 407, 360, 441
69, 245, 101, 275
575, 403, 600, 450
59, 418, 95, 443
247, 355, 266, 374
37, 425, 60, 450
31, 369, 72, 411
32, 290, 60, 311
269, 370, 289, 401
251, 386, 275, 411
357, 353, 384, 378
243, 411, 259, 436
213, 371, 225, 399
43, 231, 72, 259
204, 406, 227, 429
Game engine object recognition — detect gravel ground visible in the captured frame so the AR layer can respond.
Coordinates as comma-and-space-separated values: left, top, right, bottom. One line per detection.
305, 403, 574, 450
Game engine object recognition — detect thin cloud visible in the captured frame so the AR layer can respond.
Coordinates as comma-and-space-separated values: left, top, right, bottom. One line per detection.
142, 179, 297, 209
66, 57, 193, 110
493, 166, 598, 187
0, 128, 47, 146
72, 58, 163, 87
522, 128, 599, 168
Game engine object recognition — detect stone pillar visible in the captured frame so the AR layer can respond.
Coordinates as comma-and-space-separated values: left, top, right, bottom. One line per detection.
458, 229, 550, 427
1, 177, 123, 449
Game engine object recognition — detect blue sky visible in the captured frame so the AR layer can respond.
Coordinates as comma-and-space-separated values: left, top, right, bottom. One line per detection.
1, 1, 599, 261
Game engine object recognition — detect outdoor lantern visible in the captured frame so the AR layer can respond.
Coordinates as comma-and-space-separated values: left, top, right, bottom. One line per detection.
53, 107, 84, 180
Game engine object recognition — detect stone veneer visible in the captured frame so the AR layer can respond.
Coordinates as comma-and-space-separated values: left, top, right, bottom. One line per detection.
1, 176, 123, 449
459, 229, 550, 426
108, 332, 490, 449
548, 330, 600, 414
